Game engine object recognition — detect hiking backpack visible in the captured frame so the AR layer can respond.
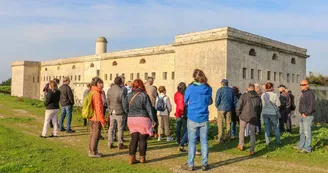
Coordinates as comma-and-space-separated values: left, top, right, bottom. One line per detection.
155, 96, 166, 112
82, 91, 96, 119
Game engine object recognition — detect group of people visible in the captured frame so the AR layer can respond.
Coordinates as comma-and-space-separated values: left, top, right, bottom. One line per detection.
40, 69, 316, 172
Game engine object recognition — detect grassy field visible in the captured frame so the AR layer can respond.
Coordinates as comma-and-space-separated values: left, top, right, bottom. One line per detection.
0, 93, 328, 173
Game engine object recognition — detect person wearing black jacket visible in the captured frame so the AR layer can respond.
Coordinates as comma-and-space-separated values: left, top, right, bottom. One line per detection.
294, 80, 316, 153
59, 77, 75, 133
236, 84, 262, 155
40, 80, 61, 138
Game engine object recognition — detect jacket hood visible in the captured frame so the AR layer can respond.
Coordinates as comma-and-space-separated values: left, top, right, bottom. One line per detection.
191, 82, 211, 95
247, 90, 258, 98
91, 86, 102, 93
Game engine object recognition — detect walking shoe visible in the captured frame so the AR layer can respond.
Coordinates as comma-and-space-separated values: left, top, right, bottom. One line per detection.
129, 155, 140, 164
49, 134, 58, 138
118, 143, 128, 150
60, 128, 66, 132
299, 149, 311, 154
89, 153, 103, 158
154, 134, 159, 138
249, 152, 255, 156
292, 146, 301, 151
230, 136, 236, 140
237, 145, 243, 151
40, 135, 46, 138
202, 164, 210, 171
158, 136, 162, 141
179, 146, 186, 152
196, 150, 201, 155
108, 143, 115, 149
67, 129, 75, 133
167, 137, 174, 142
181, 163, 194, 171
139, 156, 146, 163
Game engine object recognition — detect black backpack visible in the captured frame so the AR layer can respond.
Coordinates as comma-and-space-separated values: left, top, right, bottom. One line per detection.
156, 96, 166, 112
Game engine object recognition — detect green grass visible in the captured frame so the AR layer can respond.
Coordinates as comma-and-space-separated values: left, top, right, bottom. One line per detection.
0, 125, 169, 173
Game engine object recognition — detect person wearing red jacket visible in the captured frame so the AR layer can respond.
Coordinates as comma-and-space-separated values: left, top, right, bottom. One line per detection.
174, 82, 187, 145
88, 77, 106, 158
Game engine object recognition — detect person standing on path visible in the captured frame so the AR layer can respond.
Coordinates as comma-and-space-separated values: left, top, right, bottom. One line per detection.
88, 77, 106, 158
293, 80, 316, 153
83, 84, 91, 126
59, 77, 75, 133
145, 77, 158, 137
215, 79, 238, 143
174, 82, 187, 145
40, 80, 61, 138
236, 84, 262, 155
156, 86, 173, 142
278, 85, 291, 133
181, 69, 212, 171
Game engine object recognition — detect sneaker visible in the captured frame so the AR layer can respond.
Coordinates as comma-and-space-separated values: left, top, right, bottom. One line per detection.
293, 146, 301, 151
196, 150, 201, 155
158, 136, 162, 141
40, 135, 46, 138
49, 134, 58, 138
179, 146, 186, 152
181, 163, 194, 171
202, 164, 210, 171
118, 143, 128, 150
89, 153, 103, 158
108, 143, 115, 149
299, 149, 311, 154
60, 128, 66, 132
67, 130, 75, 133
237, 145, 243, 151
249, 152, 255, 156
154, 134, 159, 138
167, 137, 174, 142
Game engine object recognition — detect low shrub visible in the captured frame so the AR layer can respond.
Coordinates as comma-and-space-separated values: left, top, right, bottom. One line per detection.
0, 86, 11, 94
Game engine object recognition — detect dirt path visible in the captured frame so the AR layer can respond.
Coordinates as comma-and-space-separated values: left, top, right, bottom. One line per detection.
3, 109, 328, 173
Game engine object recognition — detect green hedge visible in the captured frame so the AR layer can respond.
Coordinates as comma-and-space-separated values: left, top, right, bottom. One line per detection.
0, 86, 10, 94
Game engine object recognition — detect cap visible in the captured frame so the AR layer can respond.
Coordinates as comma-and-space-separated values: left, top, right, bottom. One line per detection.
220, 79, 228, 84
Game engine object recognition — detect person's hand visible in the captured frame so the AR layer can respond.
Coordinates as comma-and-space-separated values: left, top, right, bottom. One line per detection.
302, 113, 307, 118
152, 122, 156, 128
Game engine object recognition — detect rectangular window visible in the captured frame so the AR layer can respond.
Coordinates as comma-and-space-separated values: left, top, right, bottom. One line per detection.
105, 74, 108, 81
258, 70, 262, 80
110, 74, 113, 80
297, 75, 300, 82
78, 75, 81, 81
121, 73, 125, 77
242, 68, 247, 79
171, 72, 175, 80
163, 72, 167, 80
97, 70, 100, 77
130, 73, 134, 80
152, 72, 156, 79
33, 77, 35, 83
251, 69, 254, 79
279, 72, 283, 82
44, 76, 46, 81
274, 72, 277, 81
70, 76, 73, 81
75, 75, 77, 81
287, 73, 290, 82
37, 76, 39, 83
292, 74, 295, 83
116, 73, 119, 77
59, 76, 62, 80
267, 71, 271, 81
144, 73, 148, 80
136, 73, 140, 79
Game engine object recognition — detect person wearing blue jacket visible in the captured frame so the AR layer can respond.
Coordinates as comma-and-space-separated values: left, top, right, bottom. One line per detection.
181, 69, 212, 171
215, 79, 238, 143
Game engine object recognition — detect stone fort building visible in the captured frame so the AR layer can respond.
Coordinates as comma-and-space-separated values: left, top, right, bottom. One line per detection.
11, 27, 309, 119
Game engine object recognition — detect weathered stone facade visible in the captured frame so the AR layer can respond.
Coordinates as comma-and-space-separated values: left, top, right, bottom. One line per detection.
11, 27, 309, 120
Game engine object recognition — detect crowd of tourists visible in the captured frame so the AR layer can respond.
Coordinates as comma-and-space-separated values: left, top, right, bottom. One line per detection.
40, 69, 316, 171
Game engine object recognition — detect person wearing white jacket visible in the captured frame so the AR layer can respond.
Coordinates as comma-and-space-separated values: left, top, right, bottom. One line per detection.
156, 86, 173, 141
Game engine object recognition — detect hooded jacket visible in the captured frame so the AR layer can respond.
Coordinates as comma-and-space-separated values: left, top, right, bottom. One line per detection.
184, 82, 212, 123
89, 86, 105, 125
236, 90, 262, 125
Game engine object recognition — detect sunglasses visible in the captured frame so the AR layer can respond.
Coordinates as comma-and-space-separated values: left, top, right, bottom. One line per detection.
300, 84, 308, 86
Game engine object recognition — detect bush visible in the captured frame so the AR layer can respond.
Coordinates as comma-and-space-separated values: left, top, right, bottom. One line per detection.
0, 86, 11, 94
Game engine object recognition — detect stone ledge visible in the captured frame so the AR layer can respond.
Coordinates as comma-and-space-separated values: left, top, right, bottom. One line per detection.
12, 61, 41, 67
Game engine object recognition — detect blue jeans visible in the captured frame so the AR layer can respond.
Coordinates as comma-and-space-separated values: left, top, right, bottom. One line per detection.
298, 116, 313, 152
60, 105, 73, 132
187, 120, 209, 167
231, 121, 236, 137
181, 131, 188, 146
176, 118, 187, 144
263, 114, 281, 145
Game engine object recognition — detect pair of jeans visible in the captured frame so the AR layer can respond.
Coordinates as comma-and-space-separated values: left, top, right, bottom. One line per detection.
298, 116, 313, 152
285, 110, 292, 132
176, 118, 187, 144
239, 120, 256, 152
59, 105, 73, 132
217, 111, 232, 140
108, 114, 124, 145
187, 120, 209, 167
231, 121, 236, 137
263, 114, 281, 145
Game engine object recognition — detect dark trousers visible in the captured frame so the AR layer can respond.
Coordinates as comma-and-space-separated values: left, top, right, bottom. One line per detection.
152, 107, 158, 134
176, 118, 187, 144
129, 132, 149, 156
89, 121, 102, 155
279, 109, 291, 132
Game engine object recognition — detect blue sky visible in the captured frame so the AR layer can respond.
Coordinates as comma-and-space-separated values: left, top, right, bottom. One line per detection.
1, 0, 328, 81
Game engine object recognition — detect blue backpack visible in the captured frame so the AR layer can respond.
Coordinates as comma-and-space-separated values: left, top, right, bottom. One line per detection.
156, 96, 166, 112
